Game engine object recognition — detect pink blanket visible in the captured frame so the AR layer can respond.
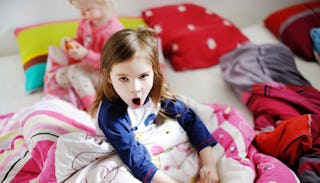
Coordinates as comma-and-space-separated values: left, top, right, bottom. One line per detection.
0, 96, 299, 183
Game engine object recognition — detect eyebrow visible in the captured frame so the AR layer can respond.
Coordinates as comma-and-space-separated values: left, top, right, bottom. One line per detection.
116, 73, 128, 77
115, 70, 152, 77
115, 73, 127, 77
139, 70, 152, 76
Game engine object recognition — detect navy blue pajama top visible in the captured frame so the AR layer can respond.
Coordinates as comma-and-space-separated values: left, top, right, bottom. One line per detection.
98, 97, 217, 183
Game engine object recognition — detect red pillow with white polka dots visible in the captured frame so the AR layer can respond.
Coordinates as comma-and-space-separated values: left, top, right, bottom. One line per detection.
142, 3, 249, 71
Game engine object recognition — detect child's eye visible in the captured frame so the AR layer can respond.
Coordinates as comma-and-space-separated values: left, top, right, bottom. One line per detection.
139, 74, 149, 80
84, 7, 92, 12
119, 77, 128, 82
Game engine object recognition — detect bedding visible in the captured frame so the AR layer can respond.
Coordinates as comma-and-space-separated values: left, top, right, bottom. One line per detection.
0, 96, 299, 183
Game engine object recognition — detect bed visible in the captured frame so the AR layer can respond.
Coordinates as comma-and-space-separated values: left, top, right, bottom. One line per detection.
1, 2, 319, 183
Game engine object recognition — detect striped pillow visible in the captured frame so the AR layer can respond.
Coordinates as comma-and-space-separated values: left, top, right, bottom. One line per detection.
15, 20, 78, 93
264, 1, 320, 62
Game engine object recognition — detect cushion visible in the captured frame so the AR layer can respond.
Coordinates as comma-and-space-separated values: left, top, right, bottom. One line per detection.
141, 3, 248, 71
14, 17, 146, 93
264, 1, 320, 61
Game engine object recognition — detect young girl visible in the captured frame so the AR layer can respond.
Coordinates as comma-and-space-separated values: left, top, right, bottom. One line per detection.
44, 0, 124, 111
90, 27, 219, 183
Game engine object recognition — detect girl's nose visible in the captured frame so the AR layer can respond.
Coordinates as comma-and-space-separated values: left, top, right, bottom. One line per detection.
81, 11, 86, 17
81, 11, 88, 18
130, 80, 141, 94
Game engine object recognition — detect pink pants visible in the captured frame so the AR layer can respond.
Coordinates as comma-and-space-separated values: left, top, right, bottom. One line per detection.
44, 46, 98, 111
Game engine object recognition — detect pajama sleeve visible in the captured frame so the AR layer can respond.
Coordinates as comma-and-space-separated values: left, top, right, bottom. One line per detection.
161, 98, 217, 151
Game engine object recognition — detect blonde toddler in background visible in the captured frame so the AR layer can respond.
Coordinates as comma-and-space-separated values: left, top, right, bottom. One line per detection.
44, 0, 124, 111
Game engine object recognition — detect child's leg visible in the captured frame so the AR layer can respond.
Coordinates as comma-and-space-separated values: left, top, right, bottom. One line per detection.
44, 46, 69, 95
44, 46, 83, 109
55, 67, 71, 88
68, 64, 97, 111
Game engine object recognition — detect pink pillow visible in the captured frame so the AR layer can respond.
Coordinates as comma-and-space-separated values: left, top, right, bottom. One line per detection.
142, 3, 248, 71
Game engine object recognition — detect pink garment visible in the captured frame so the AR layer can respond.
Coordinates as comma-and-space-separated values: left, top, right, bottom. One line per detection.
243, 84, 320, 132
74, 16, 124, 68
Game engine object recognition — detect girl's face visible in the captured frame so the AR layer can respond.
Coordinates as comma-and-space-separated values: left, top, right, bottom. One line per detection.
73, 0, 108, 26
109, 56, 154, 108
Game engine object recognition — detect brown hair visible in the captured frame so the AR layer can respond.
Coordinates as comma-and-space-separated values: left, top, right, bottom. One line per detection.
69, 0, 109, 5
69, 0, 115, 13
90, 27, 177, 117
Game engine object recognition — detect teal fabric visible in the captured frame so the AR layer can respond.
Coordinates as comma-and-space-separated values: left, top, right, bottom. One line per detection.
311, 28, 320, 51
310, 28, 320, 63
25, 63, 46, 93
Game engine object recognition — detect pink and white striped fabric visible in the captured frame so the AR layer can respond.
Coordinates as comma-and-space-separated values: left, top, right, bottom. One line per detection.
0, 96, 95, 183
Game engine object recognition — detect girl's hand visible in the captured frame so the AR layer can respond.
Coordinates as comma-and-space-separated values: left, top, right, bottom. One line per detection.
67, 41, 88, 60
197, 146, 219, 183
60, 37, 72, 51
152, 170, 179, 183
197, 164, 219, 183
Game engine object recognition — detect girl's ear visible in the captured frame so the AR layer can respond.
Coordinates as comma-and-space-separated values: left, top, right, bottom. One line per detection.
103, 69, 112, 83
102, 68, 107, 76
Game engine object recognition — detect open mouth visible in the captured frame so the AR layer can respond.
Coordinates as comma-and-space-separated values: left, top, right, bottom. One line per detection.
132, 98, 141, 106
